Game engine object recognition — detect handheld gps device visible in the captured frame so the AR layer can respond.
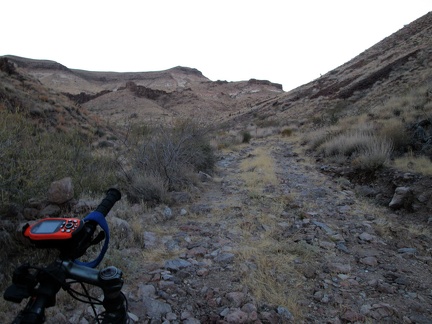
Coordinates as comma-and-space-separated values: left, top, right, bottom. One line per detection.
23, 218, 83, 241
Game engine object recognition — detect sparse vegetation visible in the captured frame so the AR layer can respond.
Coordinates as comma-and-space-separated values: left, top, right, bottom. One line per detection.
118, 119, 215, 204
304, 82, 432, 173
2, 19, 432, 321
233, 149, 304, 318
394, 154, 432, 175
0, 111, 117, 208
237, 239, 304, 318
239, 146, 278, 197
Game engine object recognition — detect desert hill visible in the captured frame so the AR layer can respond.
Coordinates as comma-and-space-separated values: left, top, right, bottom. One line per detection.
4, 55, 284, 124
3, 12, 432, 129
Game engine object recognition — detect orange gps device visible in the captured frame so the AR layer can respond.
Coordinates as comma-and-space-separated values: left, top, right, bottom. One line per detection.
23, 218, 83, 241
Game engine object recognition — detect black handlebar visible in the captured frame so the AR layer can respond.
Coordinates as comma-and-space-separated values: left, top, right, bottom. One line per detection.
66, 188, 121, 261
95, 188, 122, 217
4, 189, 127, 324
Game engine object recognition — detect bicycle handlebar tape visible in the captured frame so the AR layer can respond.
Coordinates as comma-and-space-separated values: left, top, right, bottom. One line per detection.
95, 188, 121, 217
75, 189, 121, 268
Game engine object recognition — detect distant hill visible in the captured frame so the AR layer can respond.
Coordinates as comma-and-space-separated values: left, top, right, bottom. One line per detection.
2, 11, 431, 131
4, 55, 284, 125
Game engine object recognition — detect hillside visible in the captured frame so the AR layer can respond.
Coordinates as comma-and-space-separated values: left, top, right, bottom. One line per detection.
231, 11, 432, 126
0, 58, 105, 135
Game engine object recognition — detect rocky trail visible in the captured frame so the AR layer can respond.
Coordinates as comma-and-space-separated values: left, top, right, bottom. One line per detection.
26, 136, 432, 323
110, 135, 432, 323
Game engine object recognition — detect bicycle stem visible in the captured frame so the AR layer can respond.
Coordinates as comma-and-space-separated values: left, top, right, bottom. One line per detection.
61, 260, 125, 312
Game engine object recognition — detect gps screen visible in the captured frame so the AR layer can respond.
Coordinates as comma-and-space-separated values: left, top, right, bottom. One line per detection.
31, 220, 63, 234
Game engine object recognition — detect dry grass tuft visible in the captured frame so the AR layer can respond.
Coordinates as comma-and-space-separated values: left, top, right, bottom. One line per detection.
352, 136, 394, 170
377, 118, 410, 152
239, 146, 278, 196
304, 82, 432, 173
394, 154, 432, 175
236, 238, 304, 319
302, 126, 344, 150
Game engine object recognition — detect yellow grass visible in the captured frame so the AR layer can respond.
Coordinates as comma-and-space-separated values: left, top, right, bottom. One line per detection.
236, 238, 304, 318
394, 155, 432, 175
239, 146, 278, 191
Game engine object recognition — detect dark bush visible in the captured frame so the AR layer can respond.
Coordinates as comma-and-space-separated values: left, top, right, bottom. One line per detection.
0, 58, 16, 75
280, 128, 293, 137
242, 131, 252, 143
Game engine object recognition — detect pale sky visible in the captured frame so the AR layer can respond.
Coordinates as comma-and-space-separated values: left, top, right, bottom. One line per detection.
1, 1, 430, 91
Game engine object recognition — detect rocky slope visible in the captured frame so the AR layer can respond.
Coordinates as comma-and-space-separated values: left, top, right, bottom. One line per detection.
226, 11, 432, 127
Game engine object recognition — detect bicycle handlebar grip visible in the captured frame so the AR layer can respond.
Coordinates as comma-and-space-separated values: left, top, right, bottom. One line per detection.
95, 188, 122, 217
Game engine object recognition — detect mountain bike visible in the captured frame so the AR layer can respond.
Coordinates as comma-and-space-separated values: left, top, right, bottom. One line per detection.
3, 188, 130, 323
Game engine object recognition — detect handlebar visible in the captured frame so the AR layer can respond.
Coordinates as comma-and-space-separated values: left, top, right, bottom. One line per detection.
3, 189, 128, 324
63, 188, 121, 263
95, 188, 122, 217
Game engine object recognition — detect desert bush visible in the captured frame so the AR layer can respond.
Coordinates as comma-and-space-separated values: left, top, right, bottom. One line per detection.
0, 58, 16, 75
377, 119, 411, 152
280, 128, 293, 137
303, 126, 344, 150
119, 119, 215, 204
352, 136, 393, 170
242, 131, 252, 143
313, 124, 393, 170
319, 129, 374, 157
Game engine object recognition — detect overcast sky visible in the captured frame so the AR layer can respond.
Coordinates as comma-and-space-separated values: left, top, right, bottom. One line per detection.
1, 1, 430, 91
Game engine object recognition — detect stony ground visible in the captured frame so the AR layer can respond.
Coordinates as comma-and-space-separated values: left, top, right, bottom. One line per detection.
118, 135, 431, 323
5, 135, 432, 323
